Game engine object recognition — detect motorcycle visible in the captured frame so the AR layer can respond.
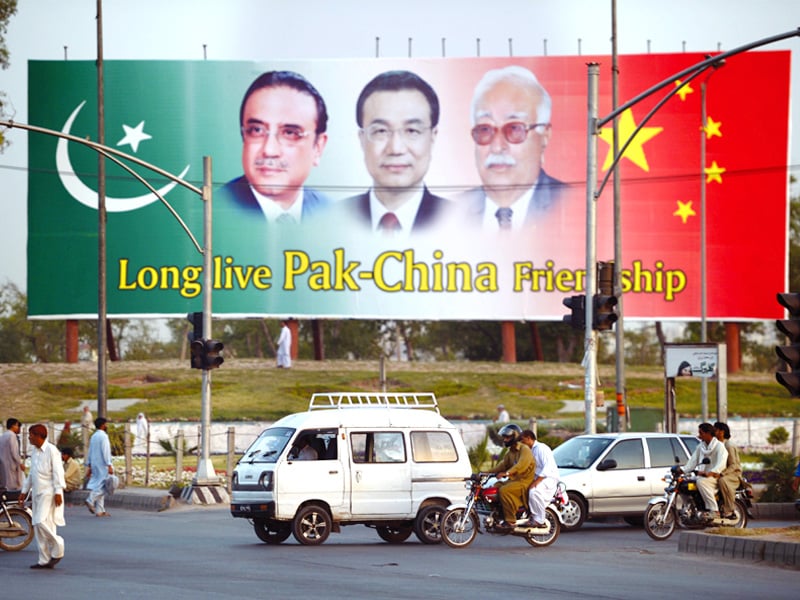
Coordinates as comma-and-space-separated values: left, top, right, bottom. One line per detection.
0, 488, 34, 552
441, 472, 566, 549
644, 464, 753, 541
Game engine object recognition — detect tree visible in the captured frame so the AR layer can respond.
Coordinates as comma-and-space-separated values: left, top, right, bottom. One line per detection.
0, 0, 18, 152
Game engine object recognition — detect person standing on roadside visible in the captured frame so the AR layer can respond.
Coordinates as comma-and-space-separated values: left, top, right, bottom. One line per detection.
85, 418, 113, 517
20, 423, 65, 569
0, 418, 25, 489
277, 320, 292, 368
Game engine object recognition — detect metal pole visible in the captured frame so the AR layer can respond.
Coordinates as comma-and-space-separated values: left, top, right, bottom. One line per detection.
585, 63, 600, 434
96, 0, 107, 419
700, 81, 709, 421
194, 156, 218, 484
612, 0, 626, 432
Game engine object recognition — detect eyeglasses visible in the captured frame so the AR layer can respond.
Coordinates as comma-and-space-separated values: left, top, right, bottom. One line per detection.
471, 121, 549, 145
242, 123, 311, 145
362, 124, 431, 144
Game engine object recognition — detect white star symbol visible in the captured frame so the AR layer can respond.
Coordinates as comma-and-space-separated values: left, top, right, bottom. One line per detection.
116, 121, 152, 153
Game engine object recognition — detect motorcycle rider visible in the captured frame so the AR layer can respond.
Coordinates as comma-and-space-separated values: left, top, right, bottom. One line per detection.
491, 424, 535, 529
682, 422, 728, 520
713, 421, 744, 519
520, 429, 559, 527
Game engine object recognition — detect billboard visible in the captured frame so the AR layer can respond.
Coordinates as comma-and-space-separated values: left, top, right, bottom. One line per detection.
27, 52, 790, 320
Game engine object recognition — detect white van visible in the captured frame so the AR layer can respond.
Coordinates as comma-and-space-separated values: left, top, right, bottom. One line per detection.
230, 392, 472, 546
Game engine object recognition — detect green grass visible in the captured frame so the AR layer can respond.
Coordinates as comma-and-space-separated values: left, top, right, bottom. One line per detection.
3, 358, 796, 425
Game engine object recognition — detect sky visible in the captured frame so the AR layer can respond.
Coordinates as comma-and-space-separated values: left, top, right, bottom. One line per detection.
1, 0, 799, 293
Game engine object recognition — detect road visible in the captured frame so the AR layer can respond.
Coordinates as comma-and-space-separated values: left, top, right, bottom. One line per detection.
1, 504, 796, 599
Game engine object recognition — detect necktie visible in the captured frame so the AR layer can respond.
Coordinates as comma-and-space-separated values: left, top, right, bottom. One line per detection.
378, 212, 401, 236
495, 207, 513, 230
275, 213, 297, 226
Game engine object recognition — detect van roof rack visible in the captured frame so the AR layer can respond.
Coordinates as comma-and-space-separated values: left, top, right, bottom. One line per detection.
308, 392, 439, 413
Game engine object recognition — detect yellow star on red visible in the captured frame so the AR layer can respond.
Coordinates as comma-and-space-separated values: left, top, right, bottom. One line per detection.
598, 109, 664, 172
673, 200, 697, 224
704, 116, 722, 139
705, 161, 726, 184
675, 80, 694, 101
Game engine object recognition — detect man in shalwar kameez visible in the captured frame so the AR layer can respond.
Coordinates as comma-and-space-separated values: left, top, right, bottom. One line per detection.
20, 423, 66, 569
85, 417, 113, 517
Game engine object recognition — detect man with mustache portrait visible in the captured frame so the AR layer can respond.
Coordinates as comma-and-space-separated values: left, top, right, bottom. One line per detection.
458, 65, 565, 233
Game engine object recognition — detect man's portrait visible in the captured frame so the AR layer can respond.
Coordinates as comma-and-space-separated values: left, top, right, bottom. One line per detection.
337, 70, 451, 237
456, 65, 565, 233
217, 70, 331, 227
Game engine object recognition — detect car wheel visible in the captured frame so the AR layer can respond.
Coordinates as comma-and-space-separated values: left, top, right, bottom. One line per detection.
292, 504, 332, 546
376, 524, 413, 543
253, 518, 291, 544
414, 504, 445, 544
560, 492, 587, 532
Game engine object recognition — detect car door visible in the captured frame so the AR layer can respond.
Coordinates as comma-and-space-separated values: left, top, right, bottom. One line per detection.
644, 436, 690, 496
348, 430, 411, 517
588, 438, 651, 514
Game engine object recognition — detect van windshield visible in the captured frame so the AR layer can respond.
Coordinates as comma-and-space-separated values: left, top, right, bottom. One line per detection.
553, 437, 613, 470
240, 427, 294, 463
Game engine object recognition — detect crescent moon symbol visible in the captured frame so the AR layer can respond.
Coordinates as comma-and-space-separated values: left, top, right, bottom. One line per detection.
56, 101, 191, 213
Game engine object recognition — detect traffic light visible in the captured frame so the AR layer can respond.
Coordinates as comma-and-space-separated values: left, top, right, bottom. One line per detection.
593, 261, 619, 332
190, 338, 205, 370
187, 312, 204, 369
775, 292, 800, 396
203, 340, 225, 369
563, 295, 585, 329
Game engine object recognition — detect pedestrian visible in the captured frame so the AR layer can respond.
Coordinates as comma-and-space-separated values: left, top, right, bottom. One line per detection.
85, 417, 113, 517
494, 404, 510, 424
20, 423, 65, 569
80, 405, 94, 431
0, 417, 25, 490
57, 420, 72, 447
135, 412, 149, 455
60, 446, 82, 493
277, 320, 292, 368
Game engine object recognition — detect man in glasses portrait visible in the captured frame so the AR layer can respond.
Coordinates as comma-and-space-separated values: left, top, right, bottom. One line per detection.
337, 70, 451, 237
458, 65, 565, 232
217, 70, 331, 228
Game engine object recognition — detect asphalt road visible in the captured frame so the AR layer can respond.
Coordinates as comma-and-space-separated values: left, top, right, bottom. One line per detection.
1, 504, 797, 599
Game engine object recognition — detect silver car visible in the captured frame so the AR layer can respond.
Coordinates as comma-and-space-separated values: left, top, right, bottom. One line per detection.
553, 432, 700, 531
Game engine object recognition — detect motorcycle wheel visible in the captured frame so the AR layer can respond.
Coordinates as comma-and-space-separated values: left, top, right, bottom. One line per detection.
253, 518, 291, 544
292, 504, 332, 546
560, 492, 587, 532
524, 507, 560, 547
376, 524, 413, 543
0, 507, 34, 552
644, 502, 676, 541
729, 500, 748, 529
413, 504, 445, 544
441, 507, 479, 549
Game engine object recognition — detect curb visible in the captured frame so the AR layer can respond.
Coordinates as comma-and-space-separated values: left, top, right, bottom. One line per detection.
65, 488, 176, 512
752, 502, 800, 520
679, 530, 800, 570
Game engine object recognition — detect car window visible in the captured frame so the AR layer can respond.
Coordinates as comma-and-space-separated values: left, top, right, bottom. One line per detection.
239, 427, 293, 464
604, 439, 644, 469
410, 431, 458, 462
351, 432, 406, 464
681, 436, 700, 455
647, 437, 687, 468
553, 437, 613, 469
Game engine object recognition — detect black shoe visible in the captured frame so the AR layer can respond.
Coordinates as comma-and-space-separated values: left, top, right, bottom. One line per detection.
495, 520, 513, 531
46, 556, 62, 568
721, 513, 737, 520
30, 563, 52, 569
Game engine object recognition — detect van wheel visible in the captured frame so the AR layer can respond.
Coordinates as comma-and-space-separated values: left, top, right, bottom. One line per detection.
253, 519, 291, 544
414, 504, 445, 544
292, 504, 332, 546
376, 524, 413, 543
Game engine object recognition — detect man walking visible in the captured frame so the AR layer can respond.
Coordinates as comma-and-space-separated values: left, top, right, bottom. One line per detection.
85, 417, 113, 517
20, 424, 65, 569
0, 418, 25, 489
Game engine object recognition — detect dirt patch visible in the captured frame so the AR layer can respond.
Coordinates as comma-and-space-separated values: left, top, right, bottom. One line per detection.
707, 525, 800, 543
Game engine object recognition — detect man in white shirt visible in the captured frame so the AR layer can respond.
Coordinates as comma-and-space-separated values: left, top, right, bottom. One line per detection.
683, 422, 728, 519
521, 429, 559, 527
20, 424, 66, 569
277, 320, 292, 368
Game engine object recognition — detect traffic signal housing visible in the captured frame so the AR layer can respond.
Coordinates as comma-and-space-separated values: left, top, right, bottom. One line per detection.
775, 292, 800, 396
563, 295, 585, 330
593, 261, 619, 332
187, 312, 204, 369
190, 338, 225, 370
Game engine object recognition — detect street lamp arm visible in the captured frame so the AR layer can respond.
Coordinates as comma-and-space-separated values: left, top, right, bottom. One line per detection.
0, 118, 203, 197
96, 147, 203, 254
597, 27, 800, 128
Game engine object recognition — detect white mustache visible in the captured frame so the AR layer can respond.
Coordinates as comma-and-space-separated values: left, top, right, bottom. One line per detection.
255, 158, 288, 170
484, 153, 516, 168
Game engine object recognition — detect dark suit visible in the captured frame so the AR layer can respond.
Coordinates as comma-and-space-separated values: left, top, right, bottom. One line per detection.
456, 170, 565, 228
337, 185, 451, 233
217, 175, 331, 222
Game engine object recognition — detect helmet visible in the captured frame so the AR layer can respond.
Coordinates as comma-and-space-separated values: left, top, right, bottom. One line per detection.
498, 423, 522, 447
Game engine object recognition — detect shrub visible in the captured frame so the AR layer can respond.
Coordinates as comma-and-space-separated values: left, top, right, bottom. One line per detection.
767, 426, 789, 447
758, 452, 797, 502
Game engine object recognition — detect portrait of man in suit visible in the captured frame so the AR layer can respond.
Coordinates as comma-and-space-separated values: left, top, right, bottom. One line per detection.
217, 70, 330, 227
457, 65, 565, 233
338, 70, 451, 237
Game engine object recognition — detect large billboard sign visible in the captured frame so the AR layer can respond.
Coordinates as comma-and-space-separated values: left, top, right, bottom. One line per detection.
27, 52, 790, 320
